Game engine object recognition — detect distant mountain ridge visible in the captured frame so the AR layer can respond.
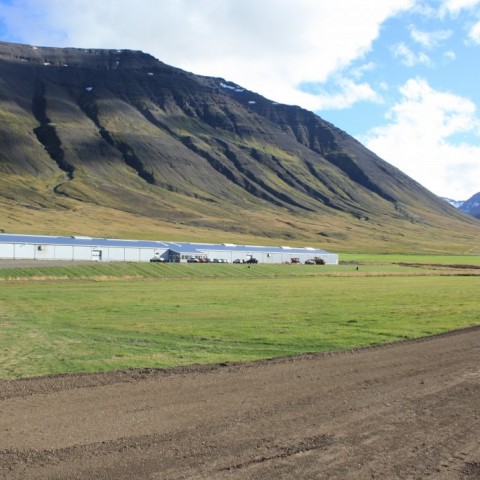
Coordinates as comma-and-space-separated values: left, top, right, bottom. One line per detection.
444, 198, 466, 209
444, 193, 480, 219
0, 40, 479, 253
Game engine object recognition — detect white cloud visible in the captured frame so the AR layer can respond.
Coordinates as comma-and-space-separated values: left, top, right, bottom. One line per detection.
468, 19, 480, 43
392, 42, 432, 66
0, 0, 414, 110
350, 62, 377, 80
443, 50, 456, 61
441, 0, 480, 14
437, 0, 480, 45
305, 78, 382, 110
362, 78, 480, 199
408, 26, 452, 48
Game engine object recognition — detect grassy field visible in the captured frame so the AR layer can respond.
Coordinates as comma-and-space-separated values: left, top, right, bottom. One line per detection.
341, 253, 480, 265
1, 253, 480, 281
1, 259, 479, 380
0, 261, 424, 281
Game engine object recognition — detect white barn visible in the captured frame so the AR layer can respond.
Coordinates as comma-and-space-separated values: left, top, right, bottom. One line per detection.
0, 234, 339, 264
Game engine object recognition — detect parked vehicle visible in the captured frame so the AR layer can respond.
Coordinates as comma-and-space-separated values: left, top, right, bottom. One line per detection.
150, 257, 164, 262
245, 257, 258, 264
187, 256, 200, 263
233, 259, 242, 264
305, 257, 325, 265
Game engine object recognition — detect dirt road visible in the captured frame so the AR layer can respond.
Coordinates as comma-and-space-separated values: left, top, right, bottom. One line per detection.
1, 328, 479, 479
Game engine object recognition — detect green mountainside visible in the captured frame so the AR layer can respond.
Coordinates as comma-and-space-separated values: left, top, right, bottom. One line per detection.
0, 40, 479, 253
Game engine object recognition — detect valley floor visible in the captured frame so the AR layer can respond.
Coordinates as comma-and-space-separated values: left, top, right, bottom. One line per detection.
1, 327, 479, 479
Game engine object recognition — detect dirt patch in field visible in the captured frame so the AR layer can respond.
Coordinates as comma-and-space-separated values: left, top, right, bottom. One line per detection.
1, 327, 479, 479
396, 262, 480, 271
0, 260, 99, 269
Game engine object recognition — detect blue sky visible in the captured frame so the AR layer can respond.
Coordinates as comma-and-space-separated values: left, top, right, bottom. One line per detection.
0, 0, 479, 199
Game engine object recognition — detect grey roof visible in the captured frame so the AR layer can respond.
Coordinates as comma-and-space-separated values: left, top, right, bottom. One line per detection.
0, 233, 334, 255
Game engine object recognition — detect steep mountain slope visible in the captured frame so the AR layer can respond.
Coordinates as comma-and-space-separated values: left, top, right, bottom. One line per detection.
0, 40, 479, 253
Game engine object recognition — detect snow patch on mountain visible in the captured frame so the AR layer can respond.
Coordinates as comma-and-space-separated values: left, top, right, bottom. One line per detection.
445, 192, 480, 219
444, 198, 465, 208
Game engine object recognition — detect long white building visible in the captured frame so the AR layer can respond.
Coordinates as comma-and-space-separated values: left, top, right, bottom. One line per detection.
0, 233, 339, 264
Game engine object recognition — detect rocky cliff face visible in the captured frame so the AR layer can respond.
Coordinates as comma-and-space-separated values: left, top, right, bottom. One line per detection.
0, 41, 478, 250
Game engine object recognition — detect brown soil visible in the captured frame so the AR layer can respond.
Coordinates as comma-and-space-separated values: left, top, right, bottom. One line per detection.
1, 328, 479, 479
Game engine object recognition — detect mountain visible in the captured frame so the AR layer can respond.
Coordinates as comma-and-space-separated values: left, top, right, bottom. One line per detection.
458, 193, 480, 219
460, 193, 480, 218
444, 198, 465, 209
444, 194, 480, 220
0, 40, 479, 253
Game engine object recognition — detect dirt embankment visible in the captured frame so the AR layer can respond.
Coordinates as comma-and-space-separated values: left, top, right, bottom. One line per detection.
1, 327, 479, 479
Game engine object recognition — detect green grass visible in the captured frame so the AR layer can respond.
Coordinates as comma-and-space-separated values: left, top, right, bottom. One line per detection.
0, 261, 414, 281
341, 253, 480, 265
1, 262, 479, 380
2, 254, 479, 282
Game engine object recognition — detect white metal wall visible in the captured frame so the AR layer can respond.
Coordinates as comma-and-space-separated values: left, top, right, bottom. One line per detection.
73, 246, 93, 261
141, 249, 159, 261
125, 248, 141, 262
180, 250, 339, 265
15, 243, 35, 259
107, 248, 124, 261
0, 243, 14, 258
0, 241, 337, 264
54, 245, 74, 260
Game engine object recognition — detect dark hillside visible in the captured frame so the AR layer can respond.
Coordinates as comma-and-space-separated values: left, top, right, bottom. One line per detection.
0, 41, 479, 253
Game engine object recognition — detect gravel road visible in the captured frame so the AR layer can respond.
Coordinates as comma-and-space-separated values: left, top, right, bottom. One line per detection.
1, 327, 479, 479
